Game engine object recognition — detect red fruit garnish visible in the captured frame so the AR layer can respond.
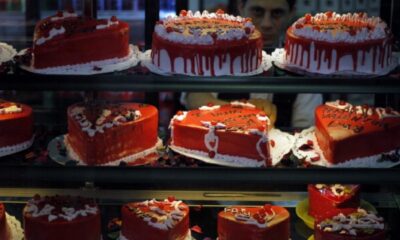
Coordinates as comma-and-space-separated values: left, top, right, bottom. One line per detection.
245, 27, 251, 34
180, 10, 188, 17
270, 140, 275, 148
33, 194, 41, 201
177, 111, 183, 116
295, 23, 303, 29
56, 11, 63, 17
167, 196, 176, 202
253, 213, 260, 219
304, 14, 312, 22
258, 126, 265, 132
216, 9, 225, 15
166, 26, 173, 33
151, 217, 158, 223
325, 11, 333, 18
258, 208, 266, 216
207, 102, 214, 107
311, 155, 320, 162
339, 100, 346, 105
208, 151, 216, 158
264, 204, 274, 215
211, 121, 217, 126
385, 107, 392, 114
307, 140, 314, 146
313, 26, 321, 31
111, 16, 118, 22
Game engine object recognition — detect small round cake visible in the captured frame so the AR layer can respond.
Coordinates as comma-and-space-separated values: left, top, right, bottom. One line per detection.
285, 12, 393, 74
315, 208, 386, 240
0, 203, 11, 240
218, 204, 290, 240
23, 195, 101, 240
0, 100, 33, 151
152, 9, 263, 76
120, 197, 190, 240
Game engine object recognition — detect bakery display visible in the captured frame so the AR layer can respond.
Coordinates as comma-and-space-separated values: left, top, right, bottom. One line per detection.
66, 102, 159, 165
315, 100, 400, 164
284, 12, 393, 74
120, 197, 190, 240
308, 184, 360, 219
315, 208, 386, 240
218, 204, 290, 240
169, 101, 271, 167
23, 195, 101, 240
0, 100, 34, 155
0, 42, 16, 73
0, 202, 10, 240
151, 9, 263, 76
30, 10, 130, 69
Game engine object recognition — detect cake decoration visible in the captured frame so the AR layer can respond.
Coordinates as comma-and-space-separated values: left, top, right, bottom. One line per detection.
282, 12, 394, 75
151, 9, 263, 76
169, 102, 271, 167
0, 42, 16, 73
121, 198, 190, 240
66, 102, 159, 165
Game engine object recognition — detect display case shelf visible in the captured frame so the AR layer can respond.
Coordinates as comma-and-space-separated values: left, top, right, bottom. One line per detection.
0, 69, 399, 93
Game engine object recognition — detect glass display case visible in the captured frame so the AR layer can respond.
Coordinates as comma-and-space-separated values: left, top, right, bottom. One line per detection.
0, 0, 399, 239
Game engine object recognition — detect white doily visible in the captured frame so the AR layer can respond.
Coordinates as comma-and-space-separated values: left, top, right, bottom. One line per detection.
271, 48, 399, 77
170, 128, 293, 168
119, 229, 193, 240
48, 134, 162, 166
292, 127, 400, 168
19, 45, 140, 75
0, 42, 17, 64
140, 50, 272, 76
0, 135, 34, 158
6, 213, 24, 240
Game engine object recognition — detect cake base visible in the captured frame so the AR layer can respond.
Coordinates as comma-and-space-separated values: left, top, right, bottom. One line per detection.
292, 127, 400, 168
119, 230, 193, 240
141, 50, 272, 76
272, 48, 398, 77
169, 128, 293, 167
0, 135, 34, 158
5, 212, 24, 240
295, 198, 376, 230
48, 134, 162, 166
19, 45, 140, 75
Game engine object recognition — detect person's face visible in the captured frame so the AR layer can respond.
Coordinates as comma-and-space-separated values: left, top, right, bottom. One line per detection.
239, 0, 294, 48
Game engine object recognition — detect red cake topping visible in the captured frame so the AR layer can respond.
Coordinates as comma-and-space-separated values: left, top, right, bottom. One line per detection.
24, 195, 98, 222
314, 184, 360, 200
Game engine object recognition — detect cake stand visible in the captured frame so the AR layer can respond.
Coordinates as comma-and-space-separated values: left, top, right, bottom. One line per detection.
48, 134, 163, 166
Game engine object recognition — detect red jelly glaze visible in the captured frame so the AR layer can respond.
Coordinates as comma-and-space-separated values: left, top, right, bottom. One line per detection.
308, 184, 360, 219
0, 202, 10, 240
285, 26, 392, 73
0, 102, 33, 147
315, 104, 400, 164
23, 196, 101, 240
314, 208, 386, 240
151, 19, 263, 76
67, 103, 158, 165
121, 201, 190, 240
171, 104, 271, 166
218, 205, 290, 240
32, 14, 130, 69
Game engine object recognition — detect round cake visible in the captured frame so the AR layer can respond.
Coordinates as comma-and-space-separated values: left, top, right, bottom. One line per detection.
0, 100, 33, 151
285, 12, 393, 74
0, 202, 11, 240
120, 197, 190, 240
152, 9, 263, 76
315, 208, 386, 240
32, 10, 130, 69
218, 204, 290, 240
23, 195, 101, 240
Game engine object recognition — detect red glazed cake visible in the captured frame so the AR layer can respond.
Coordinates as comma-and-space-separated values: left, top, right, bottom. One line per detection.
315, 100, 400, 164
315, 208, 386, 240
121, 198, 190, 240
32, 10, 130, 69
170, 102, 271, 167
0, 202, 10, 240
0, 100, 33, 150
285, 12, 393, 74
308, 184, 360, 219
66, 102, 159, 165
23, 195, 101, 240
218, 205, 290, 240
152, 9, 263, 76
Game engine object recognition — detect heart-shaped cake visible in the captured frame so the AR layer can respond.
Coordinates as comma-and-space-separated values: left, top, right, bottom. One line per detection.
218, 205, 290, 240
121, 198, 190, 240
315, 100, 400, 164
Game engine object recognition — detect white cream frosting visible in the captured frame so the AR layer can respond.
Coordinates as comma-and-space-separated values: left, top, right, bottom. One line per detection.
0, 104, 22, 114
326, 100, 400, 119
292, 12, 389, 43
230, 101, 255, 108
0, 42, 17, 63
199, 105, 221, 111
50, 11, 78, 21
35, 27, 66, 45
96, 19, 119, 30
318, 208, 384, 236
